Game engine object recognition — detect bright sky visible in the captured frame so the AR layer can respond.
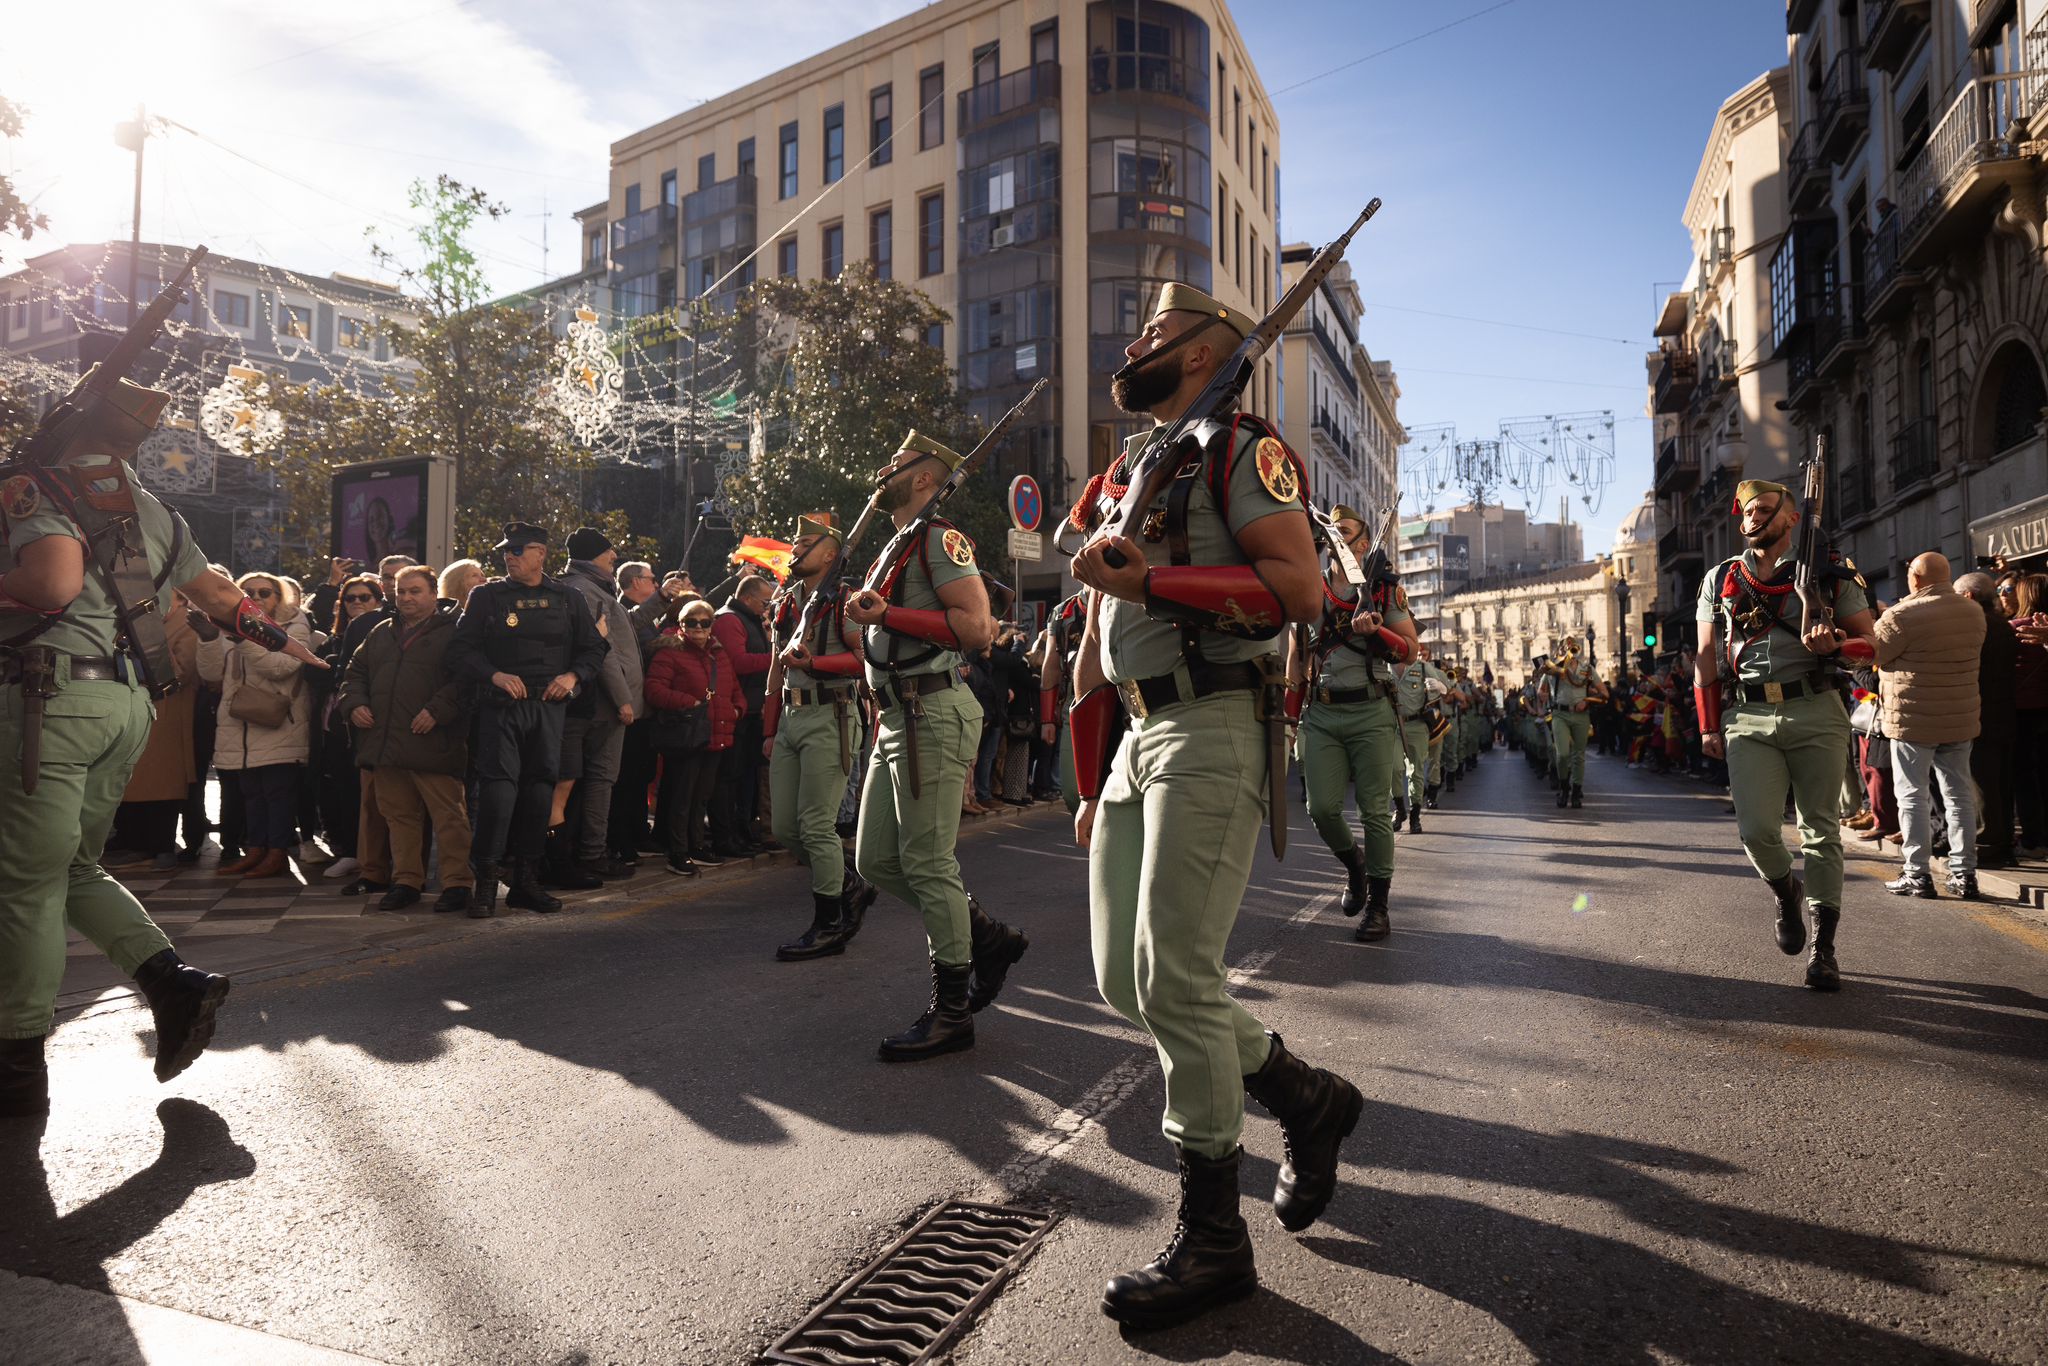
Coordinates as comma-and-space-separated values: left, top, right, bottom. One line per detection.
1, 0, 1792, 553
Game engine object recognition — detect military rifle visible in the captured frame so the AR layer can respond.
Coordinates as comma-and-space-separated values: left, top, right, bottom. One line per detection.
1791, 432, 1835, 642
1097, 201, 1379, 569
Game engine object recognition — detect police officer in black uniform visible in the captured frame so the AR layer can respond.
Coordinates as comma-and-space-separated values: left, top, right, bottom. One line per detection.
445, 523, 607, 918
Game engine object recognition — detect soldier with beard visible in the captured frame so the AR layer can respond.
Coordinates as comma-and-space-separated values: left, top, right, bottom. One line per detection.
844, 436, 1029, 1060
1069, 283, 1364, 1332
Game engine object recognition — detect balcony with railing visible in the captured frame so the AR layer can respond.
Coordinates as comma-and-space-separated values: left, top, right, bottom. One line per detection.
959, 62, 1060, 136
1708, 225, 1735, 278
1865, 0, 1929, 73
1890, 415, 1939, 490
1814, 279, 1868, 378
1658, 524, 1704, 566
610, 202, 676, 253
1311, 408, 1355, 464
1788, 0, 1823, 33
1863, 214, 1922, 322
1652, 345, 1699, 414
1818, 51, 1870, 161
1897, 71, 2041, 268
1788, 121, 1830, 214
682, 175, 756, 224
1836, 457, 1876, 521
1655, 430, 1701, 491
1086, 50, 1207, 111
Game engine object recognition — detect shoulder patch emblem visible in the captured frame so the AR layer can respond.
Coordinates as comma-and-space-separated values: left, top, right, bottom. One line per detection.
1842, 554, 1869, 589
942, 528, 976, 568
1254, 437, 1299, 503
0, 475, 39, 520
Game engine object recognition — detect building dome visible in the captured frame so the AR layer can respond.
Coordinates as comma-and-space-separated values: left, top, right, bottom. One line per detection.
1613, 491, 1657, 555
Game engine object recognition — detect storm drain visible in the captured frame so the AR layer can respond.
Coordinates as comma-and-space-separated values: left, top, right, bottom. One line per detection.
762, 1200, 1058, 1365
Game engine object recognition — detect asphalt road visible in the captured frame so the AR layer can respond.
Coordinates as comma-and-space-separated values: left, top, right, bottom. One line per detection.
8, 748, 2047, 1365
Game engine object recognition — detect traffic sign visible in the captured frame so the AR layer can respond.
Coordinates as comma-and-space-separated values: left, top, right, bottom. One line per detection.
1007, 475, 1043, 532
1006, 528, 1044, 562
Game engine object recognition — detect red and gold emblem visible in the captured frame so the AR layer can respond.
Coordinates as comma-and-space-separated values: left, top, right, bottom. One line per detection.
942, 528, 976, 568
1254, 437, 1299, 503
0, 475, 39, 520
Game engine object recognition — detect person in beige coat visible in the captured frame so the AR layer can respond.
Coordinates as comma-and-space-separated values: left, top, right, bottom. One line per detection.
1875, 552, 1986, 899
196, 572, 315, 879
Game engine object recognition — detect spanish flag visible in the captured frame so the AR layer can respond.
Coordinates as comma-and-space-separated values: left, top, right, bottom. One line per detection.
730, 535, 793, 582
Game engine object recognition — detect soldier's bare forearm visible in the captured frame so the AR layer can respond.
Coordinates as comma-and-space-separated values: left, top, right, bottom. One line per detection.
2, 535, 87, 612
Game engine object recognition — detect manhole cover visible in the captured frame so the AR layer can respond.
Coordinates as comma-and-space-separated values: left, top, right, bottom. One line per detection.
763, 1200, 1057, 1365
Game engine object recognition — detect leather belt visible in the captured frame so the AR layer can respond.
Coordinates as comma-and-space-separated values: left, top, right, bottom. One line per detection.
784, 683, 857, 709
1737, 676, 1829, 705
1315, 684, 1390, 706
0, 652, 134, 684
874, 672, 956, 712
1116, 660, 1261, 721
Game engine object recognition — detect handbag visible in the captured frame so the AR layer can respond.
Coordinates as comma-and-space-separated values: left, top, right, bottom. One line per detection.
653, 701, 712, 753
228, 649, 295, 728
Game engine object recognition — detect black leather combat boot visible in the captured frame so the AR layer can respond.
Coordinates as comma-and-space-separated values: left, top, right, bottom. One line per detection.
1100, 1146, 1258, 1330
877, 960, 975, 1061
1242, 1032, 1364, 1232
1767, 873, 1806, 955
1356, 877, 1391, 942
1806, 905, 1841, 991
469, 863, 500, 918
1407, 805, 1423, 834
504, 861, 563, 913
1336, 844, 1368, 917
966, 896, 1029, 1012
132, 949, 230, 1083
777, 893, 848, 962
1424, 784, 1439, 810
1569, 783, 1584, 808
0, 1035, 49, 1118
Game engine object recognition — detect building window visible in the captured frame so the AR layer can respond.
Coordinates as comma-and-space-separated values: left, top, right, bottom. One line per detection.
823, 104, 845, 183
779, 122, 799, 199
1217, 57, 1226, 131
871, 207, 893, 280
918, 191, 944, 276
8, 296, 26, 332
972, 41, 999, 86
1032, 20, 1057, 65
586, 230, 604, 266
1261, 246, 1271, 313
1217, 177, 1227, 267
822, 222, 844, 278
1233, 91, 1243, 164
925, 321, 945, 352
737, 138, 756, 178
336, 315, 368, 350
697, 156, 715, 191
1261, 145, 1270, 211
871, 86, 893, 166
920, 64, 944, 149
280, 302, 312, 341
624, 183, 641, 215
214, 290, 251, 329
777, 237, 798, 277
1233, 205, 1243, 289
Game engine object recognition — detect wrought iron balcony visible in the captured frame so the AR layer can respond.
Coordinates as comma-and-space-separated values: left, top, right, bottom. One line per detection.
1818, 51, 1870, 162
1653, 345, 1699, 414
1863, 215, 1922, 323
1787, 122, 1830, 214
1659, 525, 1704, 566
1890, 416, 1939, 490
1897, 72, 2041, 268
1655, 430, 1700, 491
1865, 0, 1929, 74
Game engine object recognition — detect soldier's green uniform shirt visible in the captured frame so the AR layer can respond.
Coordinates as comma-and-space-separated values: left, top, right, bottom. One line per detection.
1695, 549, 1871, 908
0, 454, 209, 1039
854, 522, 982, 965
1547, 658, 1597, 786
770, 583, 863, 899
1091, 421, 1300, 1161
1392, 658, 1442, 808
1301, 578, 1411, 875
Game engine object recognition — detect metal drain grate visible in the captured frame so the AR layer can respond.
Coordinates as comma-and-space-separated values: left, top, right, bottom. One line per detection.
763, 1200, 1058, 1365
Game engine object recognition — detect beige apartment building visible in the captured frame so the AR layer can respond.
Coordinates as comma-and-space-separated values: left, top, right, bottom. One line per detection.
1397, 502, 1588, 651
1647, 69, 1797, 643
597, 0, 1284, 601
1278, 246, 1402, 519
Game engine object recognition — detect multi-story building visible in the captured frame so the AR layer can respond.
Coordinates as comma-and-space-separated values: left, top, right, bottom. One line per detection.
1437, 549, 1640, 688
0, 241, 418, 569
1770, 0, 2048, 601
1397, 502, 1586, 651
602, 0, 1283, 605
1278, 246, 1401, 516
1648, 68, 1797, 643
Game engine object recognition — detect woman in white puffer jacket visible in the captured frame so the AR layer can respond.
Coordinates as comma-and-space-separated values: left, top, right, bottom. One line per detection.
197, 572, 314, 879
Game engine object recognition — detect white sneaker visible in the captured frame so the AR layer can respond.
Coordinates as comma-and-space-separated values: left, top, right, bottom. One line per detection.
298, 839, 334, 866
323, 856, 361, 880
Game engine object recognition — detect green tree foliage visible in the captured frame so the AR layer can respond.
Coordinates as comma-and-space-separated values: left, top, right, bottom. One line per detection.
0, 96, 50, 243
743, 264, 1012, 567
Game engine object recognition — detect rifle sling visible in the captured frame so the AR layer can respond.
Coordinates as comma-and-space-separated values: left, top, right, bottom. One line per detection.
36, 460, 179, 698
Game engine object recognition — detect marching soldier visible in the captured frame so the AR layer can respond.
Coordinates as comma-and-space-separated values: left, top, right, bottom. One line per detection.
1285, 505, 1417, 937
444, 524, 608, 919
765, 514, 877, 962
1069, 283, 1364, 1331
1, 373, 328, 1117
1696, 478, 1874, 991
1393, 643, 1446, 833
1539, 637, 1605, 808
844, 434, 1028, 1060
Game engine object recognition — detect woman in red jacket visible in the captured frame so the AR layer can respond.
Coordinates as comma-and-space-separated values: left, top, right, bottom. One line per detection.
644, 601, 746, 875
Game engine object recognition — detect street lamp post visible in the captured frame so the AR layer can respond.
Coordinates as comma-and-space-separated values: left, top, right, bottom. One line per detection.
1614, 576, 1632, 681
112, 106, 147, 325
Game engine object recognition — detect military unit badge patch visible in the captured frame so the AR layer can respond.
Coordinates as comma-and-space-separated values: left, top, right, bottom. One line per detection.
1254, 437, 1299, 503
0, 475, 39, 521
943, 528, 975, 567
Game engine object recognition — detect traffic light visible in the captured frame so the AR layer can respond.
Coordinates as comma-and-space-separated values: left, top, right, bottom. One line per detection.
1641, 611, 1660, 650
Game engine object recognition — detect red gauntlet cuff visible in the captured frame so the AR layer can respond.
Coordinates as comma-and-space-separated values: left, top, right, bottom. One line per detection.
880, 606, 961, 649
1694, 684, 1723, 735
1837, 638, 1874, 664
1070, 684, 1127, 800
761, 695, 782, 740
1284, 686, 1304, 723
1038, 688, 1058, 726
1142, 565, 1284, 641
227, 597, 290, 652
1373, 625, 1413, 662
803, 651, 863, 678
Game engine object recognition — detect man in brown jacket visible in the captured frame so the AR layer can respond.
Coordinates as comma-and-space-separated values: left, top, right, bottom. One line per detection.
340, 566, 475, 912
1875, 552, 1985, 899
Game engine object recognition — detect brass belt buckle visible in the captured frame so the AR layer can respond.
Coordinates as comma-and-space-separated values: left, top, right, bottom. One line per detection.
1117, 678, 1149, 720
1763, 681, 1785, 704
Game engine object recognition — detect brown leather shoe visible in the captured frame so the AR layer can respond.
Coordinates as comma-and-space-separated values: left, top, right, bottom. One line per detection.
241, 848, 291, 878
215, 846, 267, 876
1845, 813, 1876, 830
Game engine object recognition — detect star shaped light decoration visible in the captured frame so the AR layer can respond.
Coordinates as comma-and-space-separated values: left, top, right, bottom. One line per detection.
199, 365, 284, 453
551, 306, 624, 446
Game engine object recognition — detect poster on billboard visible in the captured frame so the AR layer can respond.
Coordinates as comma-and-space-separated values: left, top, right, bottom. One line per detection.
330, 456, 453, 570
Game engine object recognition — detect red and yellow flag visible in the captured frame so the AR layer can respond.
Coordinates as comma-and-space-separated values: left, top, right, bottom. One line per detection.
730, 535, 793, 582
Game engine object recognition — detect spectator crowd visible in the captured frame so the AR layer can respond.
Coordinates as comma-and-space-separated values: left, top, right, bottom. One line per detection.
97, 527, 1065, 913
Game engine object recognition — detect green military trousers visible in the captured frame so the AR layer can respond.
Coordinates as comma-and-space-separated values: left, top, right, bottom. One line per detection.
1426, 733, 1444, 787
771, 697, 861, 898
855, 684, 978, 965
1725, 690, 1852, 908
0, 678, 172, 1039
1090, 691, 1274, 1159
1397, 716, 1430, 808
1551, 710, 1590, 785
1302, 695, 1400, 878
